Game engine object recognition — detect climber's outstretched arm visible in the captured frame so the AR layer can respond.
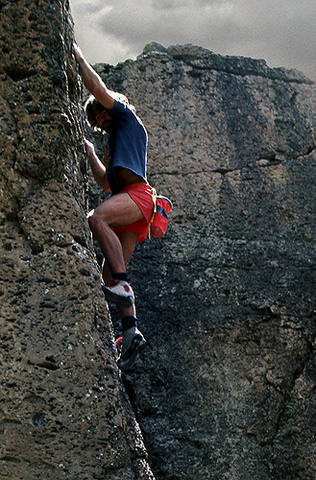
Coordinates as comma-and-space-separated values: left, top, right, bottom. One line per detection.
74, 44, 115, 110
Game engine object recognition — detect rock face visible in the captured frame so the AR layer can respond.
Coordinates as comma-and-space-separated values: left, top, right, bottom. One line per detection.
92, 43, 315, 479
0, 1, 154, 479
1, 1, 315, 478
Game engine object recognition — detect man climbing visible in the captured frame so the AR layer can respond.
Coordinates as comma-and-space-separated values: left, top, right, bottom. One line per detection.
74, 43, 154, 371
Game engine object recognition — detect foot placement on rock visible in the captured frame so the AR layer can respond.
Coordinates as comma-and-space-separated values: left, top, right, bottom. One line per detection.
102, 280, 134, 307
116, 327, 146, 371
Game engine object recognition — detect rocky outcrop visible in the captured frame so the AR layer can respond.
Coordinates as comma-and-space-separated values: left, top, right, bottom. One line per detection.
92, 43, 315, 479
1, 1, 315, 478
0, 1, 154, 479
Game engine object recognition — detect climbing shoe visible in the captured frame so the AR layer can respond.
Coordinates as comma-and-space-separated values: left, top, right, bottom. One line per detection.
116, 327, 146, 371
102, 280, 134, 307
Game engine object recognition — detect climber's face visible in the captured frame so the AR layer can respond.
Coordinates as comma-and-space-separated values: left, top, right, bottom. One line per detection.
95, 109, 113, 132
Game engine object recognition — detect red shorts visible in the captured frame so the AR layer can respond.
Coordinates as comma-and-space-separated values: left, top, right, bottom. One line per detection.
113, 183, 154, 242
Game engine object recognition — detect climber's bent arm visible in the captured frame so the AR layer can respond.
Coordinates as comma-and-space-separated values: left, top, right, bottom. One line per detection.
84, 139, 111, 193
74, 44, 115, 110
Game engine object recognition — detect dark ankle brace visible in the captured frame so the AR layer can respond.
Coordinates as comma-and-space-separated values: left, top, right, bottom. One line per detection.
112, 272, 128, 282
121, 316, 138, 331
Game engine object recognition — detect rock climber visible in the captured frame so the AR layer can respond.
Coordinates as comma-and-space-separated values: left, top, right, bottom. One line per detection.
74, 43, 153, 371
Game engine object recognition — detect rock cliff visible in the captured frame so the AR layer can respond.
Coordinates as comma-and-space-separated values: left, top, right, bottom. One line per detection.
92, 43, 315, 479
0, 1, 154, 479
0, 2, 315, 480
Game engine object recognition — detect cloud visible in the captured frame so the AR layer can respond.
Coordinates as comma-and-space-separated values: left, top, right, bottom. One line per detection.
70, 0, 316, 79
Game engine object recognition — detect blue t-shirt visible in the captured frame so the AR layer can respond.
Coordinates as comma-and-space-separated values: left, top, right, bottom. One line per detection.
106, 100, 148, 194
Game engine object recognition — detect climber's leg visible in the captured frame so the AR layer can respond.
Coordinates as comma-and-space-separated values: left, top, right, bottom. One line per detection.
88, 192, 143, 305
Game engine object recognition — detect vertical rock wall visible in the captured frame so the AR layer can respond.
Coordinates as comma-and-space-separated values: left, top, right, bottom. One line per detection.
94, 45, 316, 479
0, 1, 154, 479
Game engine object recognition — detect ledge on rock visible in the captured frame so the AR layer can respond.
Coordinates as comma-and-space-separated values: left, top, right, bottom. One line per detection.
139, 42, 313, 84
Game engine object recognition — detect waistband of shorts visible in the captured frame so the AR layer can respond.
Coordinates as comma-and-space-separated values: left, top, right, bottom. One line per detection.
119, 182, 153, 194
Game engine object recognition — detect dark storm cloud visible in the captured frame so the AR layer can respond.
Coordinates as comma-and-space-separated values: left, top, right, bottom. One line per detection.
70, 0, 316, 80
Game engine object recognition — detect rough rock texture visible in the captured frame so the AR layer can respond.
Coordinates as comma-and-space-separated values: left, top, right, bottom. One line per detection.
92, 43, 316, 479
1, 1, 315, 477
0, 1, 154, 479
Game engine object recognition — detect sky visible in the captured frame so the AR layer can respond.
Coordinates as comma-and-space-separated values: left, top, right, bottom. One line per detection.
70, 0, 315, 81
